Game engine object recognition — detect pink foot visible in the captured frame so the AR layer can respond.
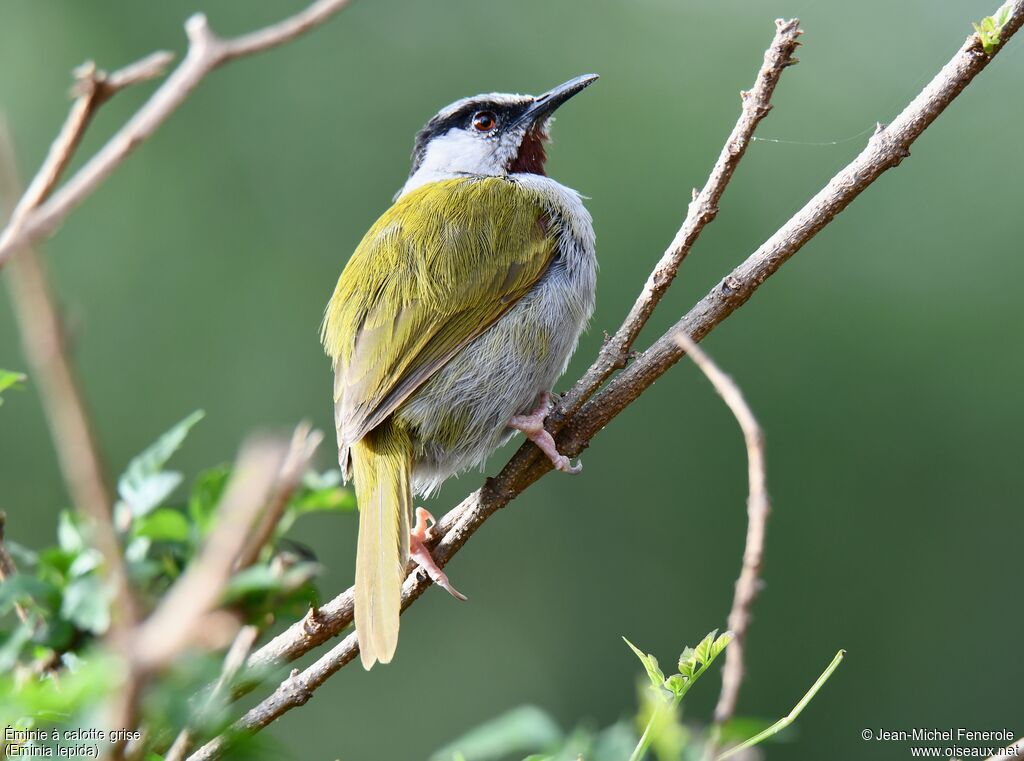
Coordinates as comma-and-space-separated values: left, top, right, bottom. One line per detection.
508, 392, 582, 474
410, 507, 467, 601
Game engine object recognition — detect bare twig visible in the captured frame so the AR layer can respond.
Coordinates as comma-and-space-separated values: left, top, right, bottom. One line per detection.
184, 6, 1024, 755
234, 424, 323, 571
132, 439, 287, 672
0, 0, 356, 268
673, 332, 769, 728
160, 425, 320, 761
164, 625, 261, 761
0, 123, 140, 630
0, 512, 30, 624
2, 52, 173, 250
559, 2, 1024, 463
104, 437, 289, 760
552, 18, 802, 426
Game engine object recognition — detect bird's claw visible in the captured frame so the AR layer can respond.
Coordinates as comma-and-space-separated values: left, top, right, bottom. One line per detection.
508, 392, 582, 476
410, 507, 467, 601
554, 455, 582, 474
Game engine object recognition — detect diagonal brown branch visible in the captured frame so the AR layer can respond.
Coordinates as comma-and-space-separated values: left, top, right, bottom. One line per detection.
186, 4, 1024, 756
552, 18, 802, 426
673, 332, 769, 728
0, 0, 356, 269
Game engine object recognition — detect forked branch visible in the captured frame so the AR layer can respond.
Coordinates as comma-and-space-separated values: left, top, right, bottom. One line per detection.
0, 0, 356, 268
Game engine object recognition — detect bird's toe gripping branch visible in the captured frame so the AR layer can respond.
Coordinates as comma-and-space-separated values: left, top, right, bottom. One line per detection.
508, 391, 582, 474
410, 507, 467, 601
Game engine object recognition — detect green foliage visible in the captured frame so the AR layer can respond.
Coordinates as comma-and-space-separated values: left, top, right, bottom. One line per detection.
433, 630, 842, 761
625, 629, 731, 706
716, 650, 846, 761
116, 410, 206, 522
625, 630, 731, 761
430, 706, 562, 761
973, 2, 1013, 53
0, 369, 26, 406
0, 412, 353, 753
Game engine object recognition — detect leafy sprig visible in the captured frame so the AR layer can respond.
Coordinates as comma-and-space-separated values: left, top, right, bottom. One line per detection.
0, 369, 27, 406
974, 2, 1014, 54
0, 412, 353, 742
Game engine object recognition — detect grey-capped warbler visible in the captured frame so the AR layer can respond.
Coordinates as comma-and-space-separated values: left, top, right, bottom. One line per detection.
322, 74, 598, 668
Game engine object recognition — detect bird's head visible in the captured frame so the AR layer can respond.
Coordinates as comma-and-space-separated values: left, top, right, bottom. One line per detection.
399, 74, 598, 196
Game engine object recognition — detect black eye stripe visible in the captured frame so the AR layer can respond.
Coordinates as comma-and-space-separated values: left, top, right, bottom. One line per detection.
409, 98, 532, 172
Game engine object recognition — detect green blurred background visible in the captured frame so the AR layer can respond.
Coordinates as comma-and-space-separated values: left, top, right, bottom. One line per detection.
1, 0, 1022, 758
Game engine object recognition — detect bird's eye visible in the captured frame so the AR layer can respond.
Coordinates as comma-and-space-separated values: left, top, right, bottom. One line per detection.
471, 111, 498, 132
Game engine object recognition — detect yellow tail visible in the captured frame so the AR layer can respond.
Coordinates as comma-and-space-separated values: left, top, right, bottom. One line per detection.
350, 420, 412, 669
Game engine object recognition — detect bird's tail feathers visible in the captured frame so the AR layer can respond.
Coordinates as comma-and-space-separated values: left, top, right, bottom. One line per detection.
350, 421, 412, 669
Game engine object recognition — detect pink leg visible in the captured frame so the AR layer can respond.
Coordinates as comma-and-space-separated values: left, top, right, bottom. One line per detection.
409, 507, 467, 601
508, 392, 582, 474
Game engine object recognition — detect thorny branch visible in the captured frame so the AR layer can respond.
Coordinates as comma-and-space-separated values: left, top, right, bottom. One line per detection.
186, 3, 1024, 756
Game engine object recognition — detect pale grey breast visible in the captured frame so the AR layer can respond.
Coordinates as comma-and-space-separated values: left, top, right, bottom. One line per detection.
398, 175, 597, 497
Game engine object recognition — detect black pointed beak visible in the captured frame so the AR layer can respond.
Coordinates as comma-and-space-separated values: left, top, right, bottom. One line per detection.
517, 73, 599, 128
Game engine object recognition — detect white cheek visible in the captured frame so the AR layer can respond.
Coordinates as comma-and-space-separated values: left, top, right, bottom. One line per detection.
398, 128, 516, 198
419, 130, 499, 175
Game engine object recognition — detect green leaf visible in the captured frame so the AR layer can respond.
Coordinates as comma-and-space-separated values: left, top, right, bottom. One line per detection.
117, 410, 205, 518
664, 674, 689, 698
292, 482, 356, 514
694, 629, 719, 666
57, 511, 86, 554
221, 561, 321, 605
4, 541, 38, 568
677, 646, 697, 679
428, 705, 562, 761
222, 566, 281, 601
0, 574, 60, 614
0, 650, 122, 718
711, 631, 733, 661
0, 621, 34, 671
67, 548, 103, 578
188, 464, 230, 536
60, 576, 110, 635
0, 369, 27, 406
623, 637, 666, 691
973, 3, 1013, 54
276, 471, 356, 536
133, 508, 191, 542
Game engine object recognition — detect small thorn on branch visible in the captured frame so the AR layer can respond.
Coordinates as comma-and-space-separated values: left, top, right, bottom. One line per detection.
302, 606, 324, 636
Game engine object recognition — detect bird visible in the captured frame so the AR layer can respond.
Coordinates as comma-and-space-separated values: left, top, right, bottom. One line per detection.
321, 74, 599, 669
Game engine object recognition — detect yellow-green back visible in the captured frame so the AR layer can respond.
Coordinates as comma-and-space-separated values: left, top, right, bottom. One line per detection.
322, 176, 557, 450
